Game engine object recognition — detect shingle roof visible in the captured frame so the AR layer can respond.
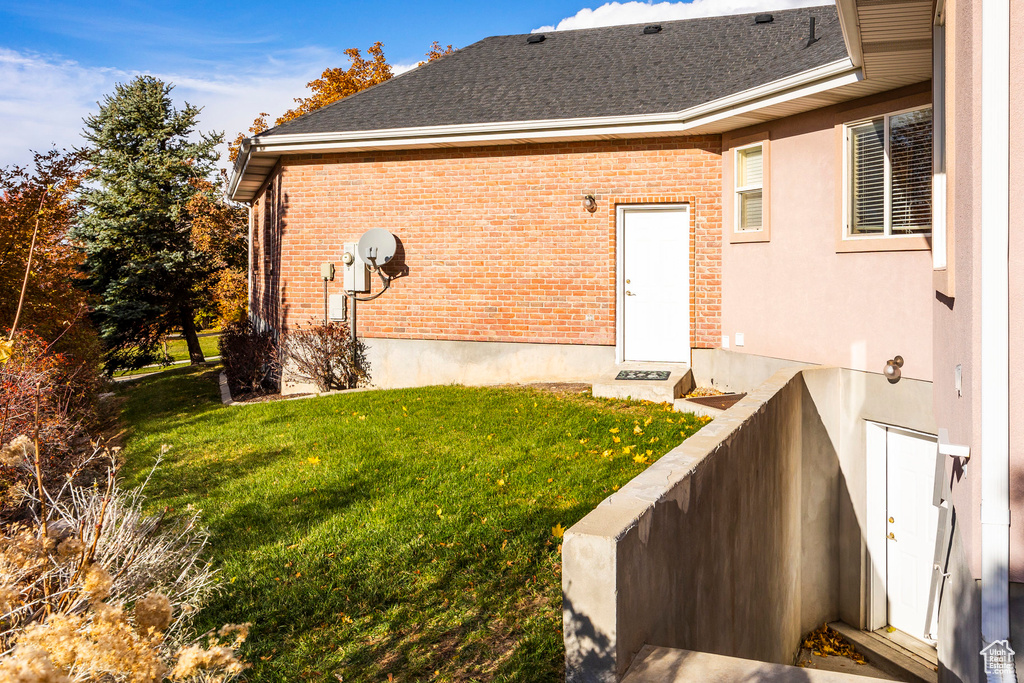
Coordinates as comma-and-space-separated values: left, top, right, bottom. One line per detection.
259, 5, 846, 138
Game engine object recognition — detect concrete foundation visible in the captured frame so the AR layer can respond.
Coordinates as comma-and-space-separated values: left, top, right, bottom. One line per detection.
282, 337, 617, 394
690, 347, 812, 393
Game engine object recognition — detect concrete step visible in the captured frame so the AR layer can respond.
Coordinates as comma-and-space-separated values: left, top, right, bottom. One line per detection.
591, 365, 693, 404
622, 645, 899, 683
828, 622, 938, 683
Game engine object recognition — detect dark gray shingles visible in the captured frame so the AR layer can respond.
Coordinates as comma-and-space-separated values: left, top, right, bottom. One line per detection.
260, 6, 846, 137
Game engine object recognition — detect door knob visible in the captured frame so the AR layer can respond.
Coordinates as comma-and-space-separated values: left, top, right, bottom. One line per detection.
889, 517, 894, 523
626, 291, 636, 296
887, 532, 896, 541
625, 279, 631, 284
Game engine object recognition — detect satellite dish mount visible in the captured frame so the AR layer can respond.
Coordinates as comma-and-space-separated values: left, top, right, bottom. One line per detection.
340, 228, 402, 369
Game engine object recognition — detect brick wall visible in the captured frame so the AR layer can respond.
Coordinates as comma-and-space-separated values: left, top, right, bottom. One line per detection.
251, 136, 722, 348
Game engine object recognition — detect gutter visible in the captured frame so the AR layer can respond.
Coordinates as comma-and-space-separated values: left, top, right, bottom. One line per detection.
979, 0, 1014, 678
229, 58, 860, 201
834, 0, 864, 70
227, 138, 252, 203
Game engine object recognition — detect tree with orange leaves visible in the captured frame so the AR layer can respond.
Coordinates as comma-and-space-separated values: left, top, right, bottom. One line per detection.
186, 178, 249, 326
422, 40, 456, 64
229, 40, 456, 162
0, 149, 98, 363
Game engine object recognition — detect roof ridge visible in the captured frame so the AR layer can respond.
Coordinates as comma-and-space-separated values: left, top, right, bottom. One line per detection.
495, 3, 835, 38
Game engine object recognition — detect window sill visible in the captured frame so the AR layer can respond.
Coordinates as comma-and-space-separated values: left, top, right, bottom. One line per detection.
835, 234, 931, 253
730, 229, 770, 244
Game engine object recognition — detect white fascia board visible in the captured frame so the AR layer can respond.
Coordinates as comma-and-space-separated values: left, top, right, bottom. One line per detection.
227, 138, 253, 202
229, 59, 857, 200
834, 0, 864, 70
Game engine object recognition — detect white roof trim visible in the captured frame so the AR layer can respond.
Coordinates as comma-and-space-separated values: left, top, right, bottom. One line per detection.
834, 0, 864, 69
229, 58, 859, 201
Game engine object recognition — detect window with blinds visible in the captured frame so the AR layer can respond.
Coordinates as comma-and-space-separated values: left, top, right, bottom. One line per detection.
736, 144, 763, 232
846, 107, 932, 238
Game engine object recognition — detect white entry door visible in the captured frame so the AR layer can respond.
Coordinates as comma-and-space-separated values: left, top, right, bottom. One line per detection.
882, 426, 940, 643
619, 206, 690, 363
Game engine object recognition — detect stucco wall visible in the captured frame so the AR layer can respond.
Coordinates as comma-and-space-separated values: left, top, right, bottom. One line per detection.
933, 0, 1024, 586
720, 83, 934, 382
249, 137, 723, 349
1010, 0, 1024, 589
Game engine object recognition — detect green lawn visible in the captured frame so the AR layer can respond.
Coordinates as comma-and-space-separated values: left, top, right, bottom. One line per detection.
114, 333, 221, 377
164, 332, 221, 360
118, 367, 710, 682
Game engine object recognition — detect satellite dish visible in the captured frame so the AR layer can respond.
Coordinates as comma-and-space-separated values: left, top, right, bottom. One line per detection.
357, 228, 397, 266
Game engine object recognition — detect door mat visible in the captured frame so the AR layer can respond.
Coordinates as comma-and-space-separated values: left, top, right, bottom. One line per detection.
685, 393, 746, 410
615, 370, 671, 381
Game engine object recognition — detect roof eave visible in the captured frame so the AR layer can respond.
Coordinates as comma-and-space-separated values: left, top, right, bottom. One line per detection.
229, 58, 860, 202
835, 0, 865, 69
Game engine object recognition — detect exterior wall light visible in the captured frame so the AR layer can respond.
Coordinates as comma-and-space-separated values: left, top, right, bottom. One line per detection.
583, 194, 598, 213
884, 355, 904, 383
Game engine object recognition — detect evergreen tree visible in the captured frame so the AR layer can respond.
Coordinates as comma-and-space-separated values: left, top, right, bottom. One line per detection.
72, 76, 221, 372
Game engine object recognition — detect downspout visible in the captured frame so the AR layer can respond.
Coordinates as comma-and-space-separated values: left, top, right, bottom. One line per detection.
980, 0, 1014, 679
247, 203, 254, 321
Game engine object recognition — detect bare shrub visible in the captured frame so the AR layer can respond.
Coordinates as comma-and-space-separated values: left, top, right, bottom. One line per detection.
0, 332, 104, 521
217, 318, 279, 395
0, 439, 250, 680
283, 320, 369, 392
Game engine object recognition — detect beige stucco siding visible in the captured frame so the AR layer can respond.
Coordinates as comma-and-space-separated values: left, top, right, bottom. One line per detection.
933, 0, 1024, 583
1009, 0, 1024, 584
721, 83, 934, 383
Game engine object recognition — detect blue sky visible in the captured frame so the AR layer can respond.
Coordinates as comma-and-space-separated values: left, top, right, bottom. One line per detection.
0, 0, 825, 169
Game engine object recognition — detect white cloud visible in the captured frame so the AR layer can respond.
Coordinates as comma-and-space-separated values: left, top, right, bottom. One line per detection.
0, 47, 336, 172
391, 62, 422, 76
534, 0, 831, 32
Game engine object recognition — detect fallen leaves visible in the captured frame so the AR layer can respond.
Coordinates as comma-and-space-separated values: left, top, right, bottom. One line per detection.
802, 624, 866, 664
551, 523, 565, 539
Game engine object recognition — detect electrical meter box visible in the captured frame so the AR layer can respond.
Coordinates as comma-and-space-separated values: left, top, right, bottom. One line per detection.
343, 242, 370, 293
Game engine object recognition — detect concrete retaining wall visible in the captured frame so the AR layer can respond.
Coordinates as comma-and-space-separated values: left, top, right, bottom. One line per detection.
564, 367, 841, 681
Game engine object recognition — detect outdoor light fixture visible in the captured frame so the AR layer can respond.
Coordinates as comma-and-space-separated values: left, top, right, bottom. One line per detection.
884, 355, 904, 383
582, 194, 598, 213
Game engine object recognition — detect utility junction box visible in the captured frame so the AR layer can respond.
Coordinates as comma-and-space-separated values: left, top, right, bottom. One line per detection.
343, 242, 370, 293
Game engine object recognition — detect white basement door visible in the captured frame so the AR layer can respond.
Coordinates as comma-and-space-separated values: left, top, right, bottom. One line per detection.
621, 206, 690, 363
886, 427, 940, 643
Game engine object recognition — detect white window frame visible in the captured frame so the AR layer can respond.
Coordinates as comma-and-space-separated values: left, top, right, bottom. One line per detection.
734, 142, 764, 233
842, 105, 933, 240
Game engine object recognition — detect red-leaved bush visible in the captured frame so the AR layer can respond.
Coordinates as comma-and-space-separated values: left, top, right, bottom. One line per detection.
283, 320, 369, 392
0, 331, 102, 517
218, 317, 280, 395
